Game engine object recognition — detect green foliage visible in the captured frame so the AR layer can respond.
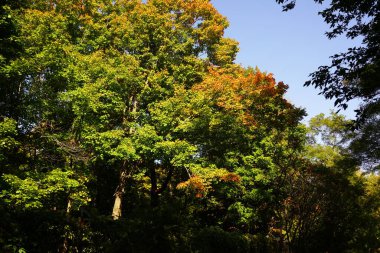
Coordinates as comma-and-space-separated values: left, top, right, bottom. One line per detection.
2, 168, 89, 211
0, 118, 19, 162
275, 113, 380, 252
350, 113, 380, 171
0, 0, 378, 252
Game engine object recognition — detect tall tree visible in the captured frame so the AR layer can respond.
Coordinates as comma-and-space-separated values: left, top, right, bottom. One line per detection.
152, 65, 306, 239
276, 112, 380, 252
3, 0, 379, 252
1, 0, 238, 222
60, 0, 237, 219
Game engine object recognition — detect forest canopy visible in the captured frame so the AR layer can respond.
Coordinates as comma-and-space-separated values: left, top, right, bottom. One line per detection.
0, 0, 379, 252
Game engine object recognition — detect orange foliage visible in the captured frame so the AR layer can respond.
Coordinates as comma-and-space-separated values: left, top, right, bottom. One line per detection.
177, 176, 206, 198
193, 66, 290, 126
219, 172, 241, 183
177, 171, 240, 198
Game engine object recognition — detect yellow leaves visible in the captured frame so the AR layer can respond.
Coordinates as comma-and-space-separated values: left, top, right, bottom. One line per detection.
208, 38, 239, 66
269, 227, 287, 237
176, 168, 241, 198
146, 0, 228, 46
20, 9, 69, 44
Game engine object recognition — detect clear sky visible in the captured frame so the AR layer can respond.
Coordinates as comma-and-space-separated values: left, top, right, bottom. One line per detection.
212, 0, 361, 121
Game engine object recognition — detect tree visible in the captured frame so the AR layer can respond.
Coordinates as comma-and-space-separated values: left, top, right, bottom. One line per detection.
2, 0, 378, 252
151, 65, 307, 245
276, 0, 380, 172
350, 113, 380, 171
276, 112, 380, 252
59, 0, 237, 219
275, 0, 379, 112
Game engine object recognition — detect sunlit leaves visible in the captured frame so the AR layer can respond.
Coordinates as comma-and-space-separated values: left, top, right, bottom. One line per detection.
0, 118, 18, 155
1, 169, 89, 210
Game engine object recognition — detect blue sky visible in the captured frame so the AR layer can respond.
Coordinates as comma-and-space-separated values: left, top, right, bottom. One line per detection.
212, 0, 361, 121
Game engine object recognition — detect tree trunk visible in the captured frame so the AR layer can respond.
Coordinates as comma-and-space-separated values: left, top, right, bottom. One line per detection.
150, 165, 174, 207
150, 166, 159, 207
59, 198, 72, 253
111, 95, 138, 220
112, 165, 128, 220
112, 191, 123, 220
